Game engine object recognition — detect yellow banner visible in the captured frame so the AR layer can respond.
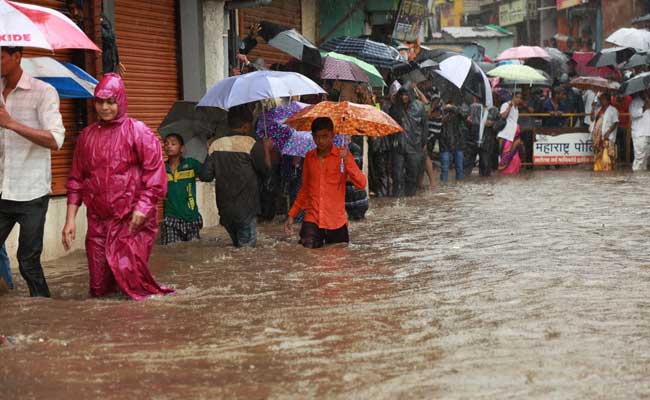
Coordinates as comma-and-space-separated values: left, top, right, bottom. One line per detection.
557, 0, 583, 10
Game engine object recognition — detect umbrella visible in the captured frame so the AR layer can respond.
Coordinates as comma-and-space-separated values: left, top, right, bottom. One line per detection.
20, 57, 98, 98
0, 0, 99, 51
160, 101, 226, 144
285, 101, 402, 137
394, 59, 439, 84
569, 76, 621, 93
572, 52, 621, 79
321, 56, 369, 83
267, 28, 322, 67
281, 131, 348, 157
160, 101, 227, 162
434, 55, 493, 106
487, 64, 547, 82
0, 0, 100, 102
255, 101, 307, 150
623, 52, 650, 69
496, 46, 549, 61
606, 28, 650, 51
320, 36, 407, 70
619, 71, 650, 96
197, 71, 325, 110
525, 47, 568, 80
587, 47, 636, 67
499, 68, 552, 87
321, 51, 385, 87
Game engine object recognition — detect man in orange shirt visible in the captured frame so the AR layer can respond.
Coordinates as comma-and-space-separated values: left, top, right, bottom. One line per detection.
284, 117, 367, 248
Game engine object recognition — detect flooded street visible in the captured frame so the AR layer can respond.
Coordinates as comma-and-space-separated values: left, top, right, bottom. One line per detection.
2, 169, 650, 399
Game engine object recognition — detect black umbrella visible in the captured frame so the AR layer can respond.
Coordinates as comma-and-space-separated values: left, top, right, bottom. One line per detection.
620, 71, 650, 95
587, 47, 636, 67
159, 101, 227, 161
394, 59, 439, 84
320, 36, 408, 70
623, 52, 650, 69
244, 21, 322, 67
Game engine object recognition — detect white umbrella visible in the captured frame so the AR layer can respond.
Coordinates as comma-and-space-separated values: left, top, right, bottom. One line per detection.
197, 70, 325, 110
606, 28, 650, 51
434, 55, 493, 107
436, 55, 472, 89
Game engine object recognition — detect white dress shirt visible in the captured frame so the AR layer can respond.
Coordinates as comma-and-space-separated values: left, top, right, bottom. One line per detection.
0, 72, 65, 201
497, 101, 518, 142
630, 96, 650, 137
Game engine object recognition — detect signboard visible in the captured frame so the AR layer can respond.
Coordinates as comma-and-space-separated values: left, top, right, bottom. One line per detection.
392, 0, 428, 42
533, 133, 594, 165
499, 0, 526, 27
557, 0, 584, 10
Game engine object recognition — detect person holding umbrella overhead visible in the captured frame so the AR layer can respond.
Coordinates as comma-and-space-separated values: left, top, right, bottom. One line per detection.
284, 117, 367, 248
200, 105, 273, 247
0, 47, 65, 297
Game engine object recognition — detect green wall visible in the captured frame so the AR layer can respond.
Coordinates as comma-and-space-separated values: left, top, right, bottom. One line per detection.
319, 0, 400, 42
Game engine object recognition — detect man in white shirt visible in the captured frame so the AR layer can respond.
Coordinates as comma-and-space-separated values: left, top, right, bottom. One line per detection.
498, 91, 521, 142
629, 91, 650, 171
0, 47, 65, 297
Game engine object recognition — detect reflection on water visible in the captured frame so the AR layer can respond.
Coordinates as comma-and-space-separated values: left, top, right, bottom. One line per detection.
2, 170, 650, 399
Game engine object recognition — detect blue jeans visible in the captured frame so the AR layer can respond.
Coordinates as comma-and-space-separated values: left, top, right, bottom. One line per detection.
223, 219, 257, 247
0, 243, 13, 289
440, 150, 464, 182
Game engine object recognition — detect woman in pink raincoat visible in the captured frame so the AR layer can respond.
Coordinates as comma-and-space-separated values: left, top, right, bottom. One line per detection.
61, 73, 175, 300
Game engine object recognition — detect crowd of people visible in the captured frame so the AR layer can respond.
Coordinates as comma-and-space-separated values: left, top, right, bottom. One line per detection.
1, 31, 649, 301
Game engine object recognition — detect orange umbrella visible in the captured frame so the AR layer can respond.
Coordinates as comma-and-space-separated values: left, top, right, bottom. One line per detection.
284, 101, 403, 137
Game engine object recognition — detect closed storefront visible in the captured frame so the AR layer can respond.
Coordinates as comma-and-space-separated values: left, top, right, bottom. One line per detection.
238, 0, 302, 68
114, 0, 180, 136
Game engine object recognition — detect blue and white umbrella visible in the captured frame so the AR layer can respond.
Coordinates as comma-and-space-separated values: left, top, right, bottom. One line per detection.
21, 57, 98, 98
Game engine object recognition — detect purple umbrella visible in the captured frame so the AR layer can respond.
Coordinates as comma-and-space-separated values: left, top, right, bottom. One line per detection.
281, 131, 349, 158
321, 56, 370, 83
255, 101, 308, 149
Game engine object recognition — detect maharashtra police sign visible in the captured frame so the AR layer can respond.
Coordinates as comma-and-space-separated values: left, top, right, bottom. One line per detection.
534, 133, 594, 165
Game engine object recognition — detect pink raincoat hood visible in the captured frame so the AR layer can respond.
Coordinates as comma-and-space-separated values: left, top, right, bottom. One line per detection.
94, 73, 128, 120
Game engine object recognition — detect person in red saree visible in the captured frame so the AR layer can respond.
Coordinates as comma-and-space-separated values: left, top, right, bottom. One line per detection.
498, 125, 525, 175
61, 73, 175, 300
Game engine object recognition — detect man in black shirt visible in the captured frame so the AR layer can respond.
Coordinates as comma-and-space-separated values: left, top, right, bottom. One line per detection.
200, 105, 272, 247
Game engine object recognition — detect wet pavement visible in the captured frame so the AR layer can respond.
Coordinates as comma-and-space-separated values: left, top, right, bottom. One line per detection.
2, 169, 650, 399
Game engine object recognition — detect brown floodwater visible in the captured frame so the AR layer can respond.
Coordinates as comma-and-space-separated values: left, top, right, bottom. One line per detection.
2, 169, 650, 399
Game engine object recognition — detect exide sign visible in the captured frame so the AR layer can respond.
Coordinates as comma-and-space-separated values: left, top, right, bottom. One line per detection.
0, 34, 32, 42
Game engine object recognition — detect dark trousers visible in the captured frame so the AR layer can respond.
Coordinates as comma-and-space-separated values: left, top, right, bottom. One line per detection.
392, 151, 424, 197
299, 222, 349, 249
369, 150, 390, 197
521, 129, 534, 163
0, 196, 50, 297
223, 218, 257, 247
479, 149, 493, 177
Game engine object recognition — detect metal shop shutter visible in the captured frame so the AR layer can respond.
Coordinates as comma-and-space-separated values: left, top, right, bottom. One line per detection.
114, 0, 179, 136
238, 0, 303, 68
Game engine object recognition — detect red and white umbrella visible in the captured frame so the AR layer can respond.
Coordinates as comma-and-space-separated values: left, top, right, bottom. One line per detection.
0, 0, 99, 51
496, 46, 549, 61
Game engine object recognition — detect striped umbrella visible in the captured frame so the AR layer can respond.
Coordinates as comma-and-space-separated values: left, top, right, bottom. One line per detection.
320, 36, 407, 70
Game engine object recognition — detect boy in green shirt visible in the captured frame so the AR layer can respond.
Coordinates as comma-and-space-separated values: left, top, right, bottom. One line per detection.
161, 134, 203, 245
